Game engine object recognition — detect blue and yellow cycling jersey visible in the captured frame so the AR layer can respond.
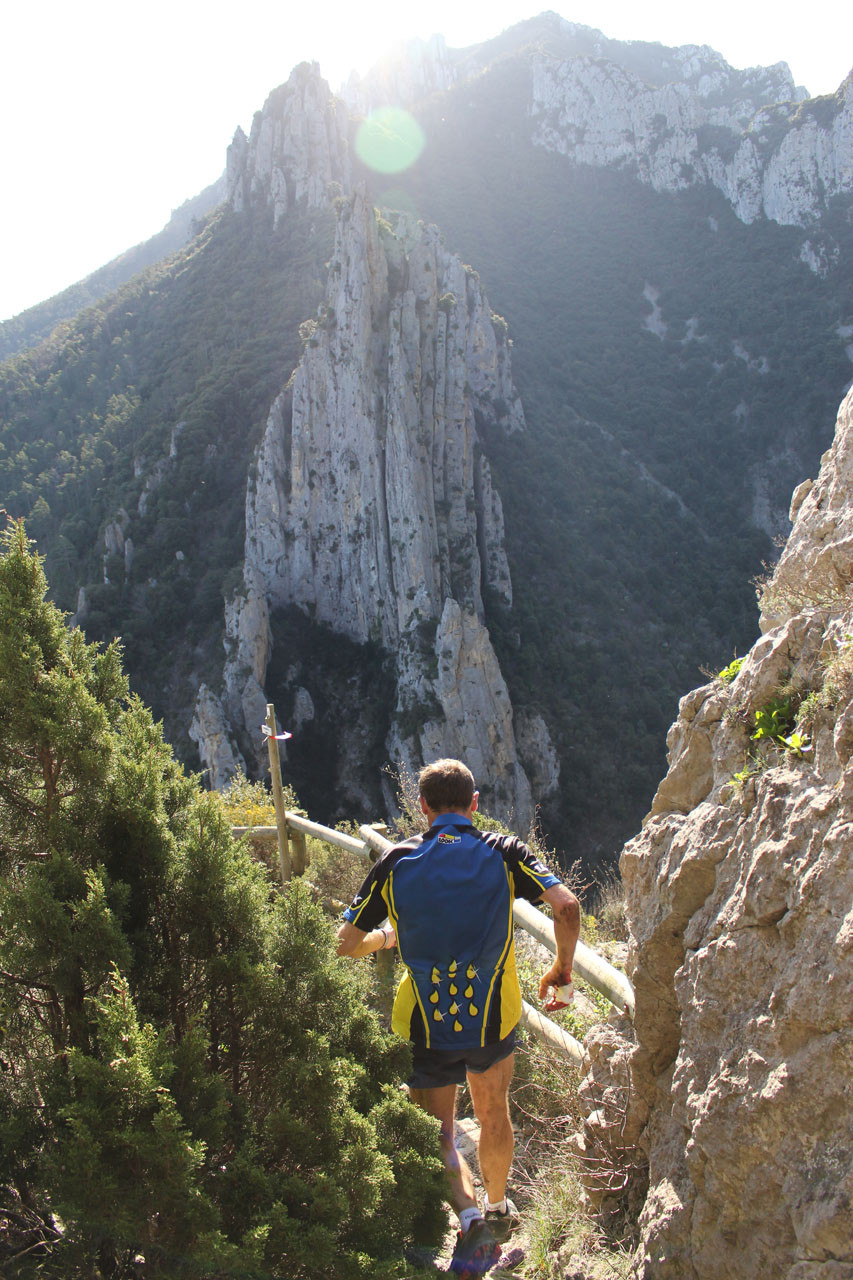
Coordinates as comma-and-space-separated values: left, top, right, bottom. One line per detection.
343, 813, 561, 1050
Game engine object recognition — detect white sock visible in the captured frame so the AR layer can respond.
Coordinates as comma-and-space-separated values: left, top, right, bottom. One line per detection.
459, 1207, 483, 1233
486, 1197, 508, 1214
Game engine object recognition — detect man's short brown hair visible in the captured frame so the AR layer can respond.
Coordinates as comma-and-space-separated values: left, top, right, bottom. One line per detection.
418, 758, 476, 814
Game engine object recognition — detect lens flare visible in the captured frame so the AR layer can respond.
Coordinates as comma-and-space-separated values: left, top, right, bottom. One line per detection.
355, 107, 425, 174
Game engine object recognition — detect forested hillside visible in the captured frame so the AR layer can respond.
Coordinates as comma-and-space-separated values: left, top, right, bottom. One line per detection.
0, 205, 332, 725
0, 179, 225, 364
1, 16, 851, 865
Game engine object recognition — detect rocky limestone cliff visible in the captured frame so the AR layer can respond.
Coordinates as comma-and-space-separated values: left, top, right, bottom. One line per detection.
198, 186, 552, 826
227, 62, 351, 223
189, 684, 246, 787
582, 389, 853, 1277
336, 12, 850, 233
532, 51, 851, 228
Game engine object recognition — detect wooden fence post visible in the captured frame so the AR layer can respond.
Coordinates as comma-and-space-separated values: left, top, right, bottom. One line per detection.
289, 826, 308, 876
265, 703, 292, 886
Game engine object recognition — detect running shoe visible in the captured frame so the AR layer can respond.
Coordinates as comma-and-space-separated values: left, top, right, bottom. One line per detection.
447, 1217, 501, 1276
484, 1198, 520, 1242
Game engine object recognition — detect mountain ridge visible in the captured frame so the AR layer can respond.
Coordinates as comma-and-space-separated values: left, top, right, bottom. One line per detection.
4, 12, 848, 364
2, 18, 852, 861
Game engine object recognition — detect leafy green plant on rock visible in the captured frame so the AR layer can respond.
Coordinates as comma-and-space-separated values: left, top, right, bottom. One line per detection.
751, 696, 795, 742
730, 754, 763, 790
716, 655, 745, 684
751, 696, 811, 757
728, 690, 814, 793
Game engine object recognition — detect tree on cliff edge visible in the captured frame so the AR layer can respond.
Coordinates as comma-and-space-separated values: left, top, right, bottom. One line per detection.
0, 518, 445, 1279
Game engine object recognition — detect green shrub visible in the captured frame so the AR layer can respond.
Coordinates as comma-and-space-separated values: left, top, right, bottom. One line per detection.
0, 520, 446, 1279
215, 767, 295, 827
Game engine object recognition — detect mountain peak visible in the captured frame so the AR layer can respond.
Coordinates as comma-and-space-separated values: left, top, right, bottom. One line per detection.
227, 61, 350, 223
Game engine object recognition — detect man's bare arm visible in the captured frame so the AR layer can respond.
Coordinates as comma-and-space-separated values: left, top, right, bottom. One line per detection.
537, 883, 580, 1001
336, 919, 396, 958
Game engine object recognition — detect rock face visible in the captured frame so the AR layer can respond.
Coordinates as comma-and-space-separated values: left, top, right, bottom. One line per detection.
241, 189, 521, 643
345, 11, 851, 232
611, 388, 853, 1277
189, 683, 246, 789
204, 185, 549, 827
531, 50, 852, 228
226, 62, 351, 223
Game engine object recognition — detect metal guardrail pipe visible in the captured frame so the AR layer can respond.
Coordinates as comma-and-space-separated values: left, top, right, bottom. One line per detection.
520, 1000, 585, 1067
359, 824, 393, 857
233, 816, 372, 859
512, 899, 635, 1017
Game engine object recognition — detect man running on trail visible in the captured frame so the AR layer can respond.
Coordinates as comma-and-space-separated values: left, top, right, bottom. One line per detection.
336, 758, 580, 1277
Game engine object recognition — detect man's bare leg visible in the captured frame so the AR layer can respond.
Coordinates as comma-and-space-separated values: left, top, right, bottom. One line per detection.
409, 1083, 479, 1215
466, 1053, 515, 1205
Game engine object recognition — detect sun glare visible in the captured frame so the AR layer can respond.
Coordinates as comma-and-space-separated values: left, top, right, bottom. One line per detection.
354, 107, 427, 174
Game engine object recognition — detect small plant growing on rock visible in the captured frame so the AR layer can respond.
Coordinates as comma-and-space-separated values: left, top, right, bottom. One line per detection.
751, 697, 812, 757
731, 757, 761, 789
717, 655, 745, 684
752, 696, 796, 743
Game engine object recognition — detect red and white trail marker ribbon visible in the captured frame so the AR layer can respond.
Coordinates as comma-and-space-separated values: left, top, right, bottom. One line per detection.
261, 724, 293, 741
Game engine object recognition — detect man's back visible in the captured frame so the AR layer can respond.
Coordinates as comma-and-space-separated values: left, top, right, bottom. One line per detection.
345, 811, 559, 1050
388, 815, 516, 1050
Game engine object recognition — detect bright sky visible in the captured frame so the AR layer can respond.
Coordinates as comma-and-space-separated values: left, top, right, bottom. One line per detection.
2, 1, 851, 323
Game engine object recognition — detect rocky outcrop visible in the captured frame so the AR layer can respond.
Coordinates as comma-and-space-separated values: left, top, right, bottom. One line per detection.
531, 51, 852, 228
240, 191, 520, 644
387, 597, 533, 825
763, 390, 853, 630
606, 389, 853, 1277
220, 579, 271, 774
202, 187, 547, 826
226, 62, 351, 223
189, 683, 246, 789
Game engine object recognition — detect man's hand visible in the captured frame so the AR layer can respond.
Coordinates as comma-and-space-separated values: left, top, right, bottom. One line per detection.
538, 960, 572, 1004
337, 920, 396, 957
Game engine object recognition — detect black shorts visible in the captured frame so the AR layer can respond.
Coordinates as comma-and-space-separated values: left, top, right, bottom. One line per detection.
407, 1029, 517, 1089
